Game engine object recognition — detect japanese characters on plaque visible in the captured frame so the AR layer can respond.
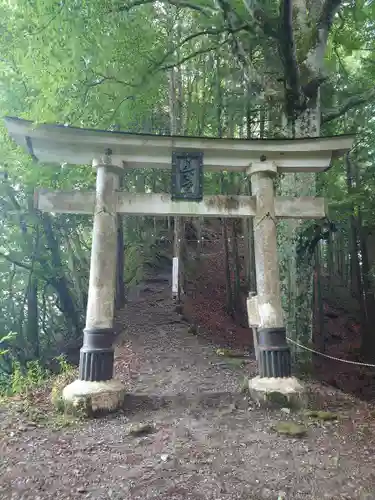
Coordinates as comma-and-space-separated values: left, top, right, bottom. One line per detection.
171, 152, 203, 201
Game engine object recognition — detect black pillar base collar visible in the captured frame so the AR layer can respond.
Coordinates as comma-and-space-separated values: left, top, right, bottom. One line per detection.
257, 327, 291, 378
79, 327, 115, 382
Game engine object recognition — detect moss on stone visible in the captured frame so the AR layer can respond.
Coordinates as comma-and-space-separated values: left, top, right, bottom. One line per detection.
204, 195, 240, 212
50, 370, 78, 413
248, 376, 307, 410
240, 377, 249, 394
60, 394, 93, 419
128, 422, 155, 436
215, 348, 247, 358
274, 421, 307, 438
267, 391, 289, 407
221, 357, 246, 368
60, 379, 126, 418
215, 348, 233, 357
305, 410, 338, 421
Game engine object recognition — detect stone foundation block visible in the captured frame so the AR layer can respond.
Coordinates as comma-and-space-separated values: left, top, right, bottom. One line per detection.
248, 376, 307, 409
62, 379, 126, 417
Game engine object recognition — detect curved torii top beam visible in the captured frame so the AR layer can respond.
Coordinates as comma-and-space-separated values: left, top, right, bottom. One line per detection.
4, 116, 354, 172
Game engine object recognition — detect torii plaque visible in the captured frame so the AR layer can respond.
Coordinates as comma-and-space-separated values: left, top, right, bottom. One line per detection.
4, 117, 354, 413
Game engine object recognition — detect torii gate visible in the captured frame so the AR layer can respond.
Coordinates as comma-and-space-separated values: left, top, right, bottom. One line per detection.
4, 117, 354, 412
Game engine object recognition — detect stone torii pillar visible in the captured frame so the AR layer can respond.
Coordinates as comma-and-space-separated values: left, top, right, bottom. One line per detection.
63, 150, 126, 414
247, 160, 304, 407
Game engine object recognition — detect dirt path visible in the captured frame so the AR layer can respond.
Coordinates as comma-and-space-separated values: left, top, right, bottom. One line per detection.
1, 276, 375, 500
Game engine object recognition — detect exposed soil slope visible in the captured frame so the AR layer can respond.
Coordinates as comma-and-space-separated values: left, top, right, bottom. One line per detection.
183, 237, 375, 401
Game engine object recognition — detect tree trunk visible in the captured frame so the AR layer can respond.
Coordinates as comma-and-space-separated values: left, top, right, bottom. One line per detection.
312, 243, 325, 353
231, 174, 242, 316
168, 10, 184, 303
63, 225, 87, 311
356, 211, 375, 359
26, 275, 39, 359
173, 216, 183, 303
242, 177, 256, 292
279, 104, 319, 350
220, 173, 234, 315
115, 174, 126, 309
196, 217, 203, 260
277, 0, 342, 354
346, 154, 362, 298
136, 172, 145, 239
358, 212, 375, 360
223, 219, 234, 315
231, 219, 241, 306
169, 62, 184, 303
41, 213, 83, 337
115, 214, 126, 309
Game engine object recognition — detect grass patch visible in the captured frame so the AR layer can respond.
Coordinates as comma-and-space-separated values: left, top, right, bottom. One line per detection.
0, 355, 82, 430
50, 361, 78, 414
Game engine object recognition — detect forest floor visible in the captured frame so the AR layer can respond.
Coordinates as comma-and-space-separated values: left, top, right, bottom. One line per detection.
2, 272, 375, 499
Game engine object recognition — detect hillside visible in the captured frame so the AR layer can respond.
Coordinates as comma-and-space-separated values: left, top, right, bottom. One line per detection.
181, 224, 375, 402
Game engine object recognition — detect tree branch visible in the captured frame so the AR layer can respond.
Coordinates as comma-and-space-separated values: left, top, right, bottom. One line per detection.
160, 41, 228, 70
93, 74, 137, 88
279, 0, 303, 120
29, 3, 65, 36
319, 0, 343, 32
0, 56, 29, 98
333, 43, 349, 77
215, 0, 260, 83
0, 252, 33, 272
304, 0, 344, 75
70, 74, 137, 123
242, 0, 278, 38
112, 0, 214, 16
154, 25, 247, 71
106, 95, 137, 127
322, 88, 375, 124
171, 26, 229, 47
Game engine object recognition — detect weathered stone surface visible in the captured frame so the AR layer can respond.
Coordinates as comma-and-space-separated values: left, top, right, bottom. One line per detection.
85, 164, 119, 331
248, 376, 307, 409
62, 379, 126, 416
35, 190, 327, 218
250, 163, 285, 330
6, 116, 354, 173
